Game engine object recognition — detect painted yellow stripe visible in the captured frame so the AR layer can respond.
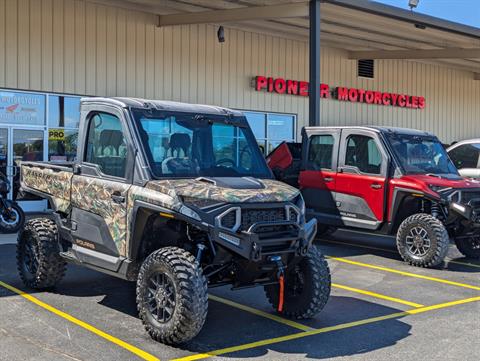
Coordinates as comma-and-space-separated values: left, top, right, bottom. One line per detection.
327, 256, 480, 291
332, 283, 424, 308
208, 294, 312, 331
320, 238, 480, 269
0, 280, 159, 361
172, 296, 480, 361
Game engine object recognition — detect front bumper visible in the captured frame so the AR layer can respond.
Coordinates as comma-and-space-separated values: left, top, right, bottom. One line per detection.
449, 202, 480, 227
209, 218, 317, 261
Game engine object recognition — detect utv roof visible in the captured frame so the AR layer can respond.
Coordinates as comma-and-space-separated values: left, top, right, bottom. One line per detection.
304, 125, 434, 137
81, 97, 244, 117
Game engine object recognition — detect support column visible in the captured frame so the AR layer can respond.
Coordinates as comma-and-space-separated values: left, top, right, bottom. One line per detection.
309, 0, 321, 126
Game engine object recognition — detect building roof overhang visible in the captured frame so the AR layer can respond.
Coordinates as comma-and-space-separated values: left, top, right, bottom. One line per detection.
92, 0, 480, 78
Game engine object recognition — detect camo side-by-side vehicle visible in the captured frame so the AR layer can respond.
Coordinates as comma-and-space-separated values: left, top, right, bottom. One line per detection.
18, 98, 331, 345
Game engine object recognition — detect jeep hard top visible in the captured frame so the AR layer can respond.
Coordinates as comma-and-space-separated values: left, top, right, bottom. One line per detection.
268, 125, 480, 267
17, 97, 331, 345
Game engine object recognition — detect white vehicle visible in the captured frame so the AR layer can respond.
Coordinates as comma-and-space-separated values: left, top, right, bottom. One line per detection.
447, 139, 480, 179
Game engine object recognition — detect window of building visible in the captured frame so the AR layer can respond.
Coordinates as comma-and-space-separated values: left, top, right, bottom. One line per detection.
85, 113, 127, 178
0, 90, 46, 125
243, 111, 295, 155
48, 95, 81, 162
308, 134, 334, 170
449, 143, 480, 169
345, 135, 382, 174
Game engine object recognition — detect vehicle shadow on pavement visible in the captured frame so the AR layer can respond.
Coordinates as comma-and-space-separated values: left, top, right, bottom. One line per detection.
179, 295, 412, 359
1, 243, 413, 360
318, 232, 480, 274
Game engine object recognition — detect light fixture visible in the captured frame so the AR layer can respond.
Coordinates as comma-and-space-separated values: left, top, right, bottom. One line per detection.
217, 26, 225, 43
408, 0, 419, 10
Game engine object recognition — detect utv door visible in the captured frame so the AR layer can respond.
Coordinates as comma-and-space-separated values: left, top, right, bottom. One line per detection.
299, 128, 341, 225
71, 110, 134, 270
335, 129, 388, 230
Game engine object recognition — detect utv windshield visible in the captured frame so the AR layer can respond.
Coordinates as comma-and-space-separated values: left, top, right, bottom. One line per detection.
131, 109, 272, 179
386, 133, 459, 176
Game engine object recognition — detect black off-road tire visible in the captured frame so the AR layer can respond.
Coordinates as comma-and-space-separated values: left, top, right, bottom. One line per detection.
264, 246, 331, 319
136, 247, 208, 345
454, 237, 480, 259
16, 218, 66, 289
396, 213, 449, 268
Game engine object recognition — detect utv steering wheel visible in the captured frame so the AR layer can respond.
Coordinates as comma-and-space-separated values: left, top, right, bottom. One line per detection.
215, 158, 236, 167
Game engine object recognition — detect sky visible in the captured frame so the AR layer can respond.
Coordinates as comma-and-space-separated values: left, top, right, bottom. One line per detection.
374, 0, 480, 28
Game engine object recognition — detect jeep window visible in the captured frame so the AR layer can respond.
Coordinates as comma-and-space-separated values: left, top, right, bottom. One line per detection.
308, 134, 334, 170
387, 134, 458, 176
85, 113, 127, 178
448, 143, 480, 169
345, 135, 382, 174
132, 109, 271, 178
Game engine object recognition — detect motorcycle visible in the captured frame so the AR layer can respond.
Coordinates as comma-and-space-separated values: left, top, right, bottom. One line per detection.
0, 175, 25, 233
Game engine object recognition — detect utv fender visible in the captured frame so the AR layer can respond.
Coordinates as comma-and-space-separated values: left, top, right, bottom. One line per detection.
388, 187, 439, 234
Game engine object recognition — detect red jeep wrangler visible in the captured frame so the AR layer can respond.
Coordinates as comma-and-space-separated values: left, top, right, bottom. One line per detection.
268, 126, 480, 268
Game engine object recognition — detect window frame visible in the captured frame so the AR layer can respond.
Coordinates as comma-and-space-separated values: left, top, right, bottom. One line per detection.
81, 110, 133, 182
240, 110, 297, 155
339, 130, 388, 177
306, 133, 336, 171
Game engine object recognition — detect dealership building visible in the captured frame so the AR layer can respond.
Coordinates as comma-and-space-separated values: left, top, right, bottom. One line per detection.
0, 0, 479, 211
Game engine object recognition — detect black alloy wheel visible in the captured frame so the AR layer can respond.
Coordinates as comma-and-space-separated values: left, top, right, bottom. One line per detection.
146, 272, 176, 324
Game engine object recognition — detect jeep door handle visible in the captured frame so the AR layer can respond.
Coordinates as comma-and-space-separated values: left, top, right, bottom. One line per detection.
371, 183, 382, 189
111, 194, 126, 203
324, 177, 333, 182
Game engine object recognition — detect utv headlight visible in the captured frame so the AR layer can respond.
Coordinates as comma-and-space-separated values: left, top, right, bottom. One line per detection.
179, 205, 201, 221
449, 202, 472, 219
181, 196, 225, 210
428, 185, 452, 194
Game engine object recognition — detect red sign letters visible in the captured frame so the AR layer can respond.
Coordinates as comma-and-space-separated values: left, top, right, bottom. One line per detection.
254, 76, 426, 109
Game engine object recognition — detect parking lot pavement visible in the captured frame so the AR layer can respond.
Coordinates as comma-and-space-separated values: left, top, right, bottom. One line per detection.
1, 231, 480, 361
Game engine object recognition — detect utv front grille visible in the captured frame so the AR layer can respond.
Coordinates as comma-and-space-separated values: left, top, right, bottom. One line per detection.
241, 208, 286, 231
217, 205, 300, 233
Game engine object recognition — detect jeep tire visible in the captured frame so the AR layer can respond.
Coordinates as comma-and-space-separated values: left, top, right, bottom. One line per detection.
455, 237, 480, 259
396, 213, 449, 268
136, 247, 208, 345
16, 218, 66, 289
264, 246, 331, 319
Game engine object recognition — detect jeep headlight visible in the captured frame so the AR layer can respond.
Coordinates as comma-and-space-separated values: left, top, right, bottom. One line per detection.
179, 205, 201, 221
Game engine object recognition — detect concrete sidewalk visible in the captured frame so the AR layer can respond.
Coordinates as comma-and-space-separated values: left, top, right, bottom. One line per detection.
0, 233, 17, 245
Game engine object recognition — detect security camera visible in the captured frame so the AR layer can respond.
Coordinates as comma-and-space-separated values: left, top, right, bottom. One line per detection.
217, 26, 225, 43
409, 0, 419, 10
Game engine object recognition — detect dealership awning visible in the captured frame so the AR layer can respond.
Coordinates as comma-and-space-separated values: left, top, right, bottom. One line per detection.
95, 0, 480, 78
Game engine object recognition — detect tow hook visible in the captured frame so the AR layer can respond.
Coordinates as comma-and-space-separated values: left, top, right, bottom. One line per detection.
269, 255, 285, 313
250, 242, 261, 261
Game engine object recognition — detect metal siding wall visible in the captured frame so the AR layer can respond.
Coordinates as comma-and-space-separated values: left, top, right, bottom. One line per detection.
0, 0, 478, 143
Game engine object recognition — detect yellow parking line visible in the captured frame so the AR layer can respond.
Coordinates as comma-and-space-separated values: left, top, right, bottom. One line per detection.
332, 283, 424, 308
172, 295, 480, 361
0, 280, 159, 361
208, 294, 312, 331
327, 256, 480, 291
320, 239, 480, 269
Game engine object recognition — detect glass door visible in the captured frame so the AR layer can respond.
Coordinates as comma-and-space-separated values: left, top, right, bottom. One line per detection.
12, 128, 48, 212
0, 127, 48, 212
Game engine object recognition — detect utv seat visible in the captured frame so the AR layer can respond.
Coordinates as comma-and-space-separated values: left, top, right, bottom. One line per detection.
94, 129, 127, 177
161, 133, 192, 174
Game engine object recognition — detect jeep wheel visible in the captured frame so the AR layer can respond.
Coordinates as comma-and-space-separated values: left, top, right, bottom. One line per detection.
264, 247, 331, 319
455, 236, 480, 259
16, 218, 66, 289
396, 213, 449, 268
136, 247, 208, 345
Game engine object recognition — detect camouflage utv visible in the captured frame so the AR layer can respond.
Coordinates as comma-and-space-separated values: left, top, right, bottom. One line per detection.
18, 98, 331, 345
